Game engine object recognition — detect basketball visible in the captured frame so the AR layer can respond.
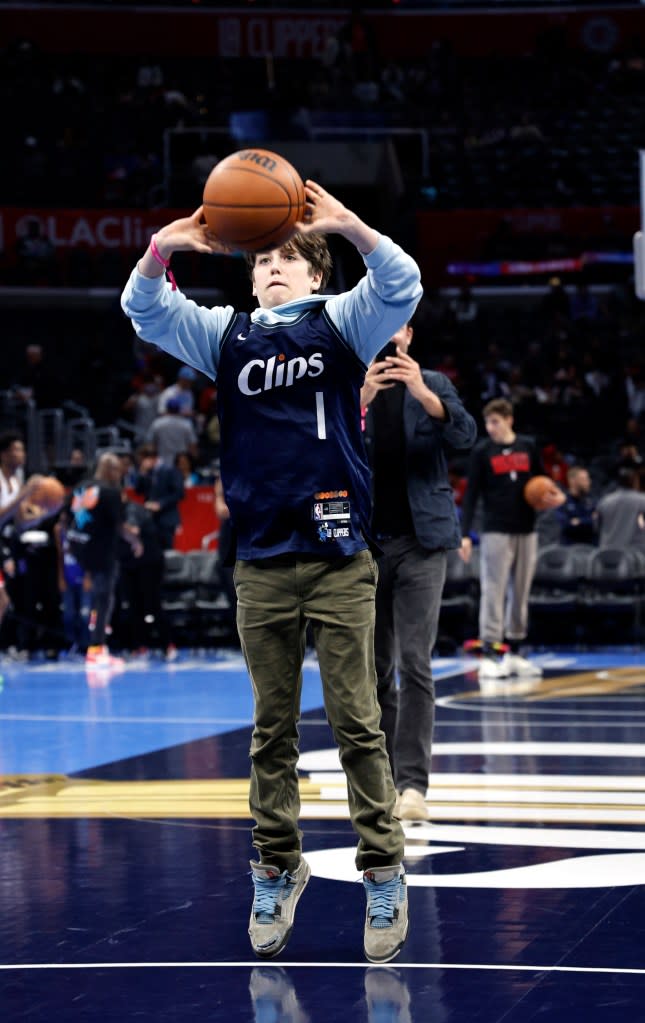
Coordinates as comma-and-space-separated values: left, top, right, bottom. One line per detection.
31, 476, 66, 511
202, 149, 306, 251
523, 475, 560, 511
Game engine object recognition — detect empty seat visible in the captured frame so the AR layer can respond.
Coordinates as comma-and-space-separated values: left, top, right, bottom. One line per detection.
528, 544, 584, 643
161, 550, 197, 641
186, 550, 234, 645
438, 548, 477, 646
581, 547, 641, 641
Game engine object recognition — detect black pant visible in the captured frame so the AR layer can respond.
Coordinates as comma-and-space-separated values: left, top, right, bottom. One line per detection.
375, 537, 447, 794
3, 547, 62, 652
121, 557, 170, 649
87, 563, 119, 647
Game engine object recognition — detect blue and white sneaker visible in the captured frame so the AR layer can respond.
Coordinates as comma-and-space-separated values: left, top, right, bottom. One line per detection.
363, 865, 409, 964
248, 858, 311, 959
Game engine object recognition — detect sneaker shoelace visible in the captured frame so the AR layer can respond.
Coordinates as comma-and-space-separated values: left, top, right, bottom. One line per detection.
252, 871, 288, 924
365, 875, 400, 930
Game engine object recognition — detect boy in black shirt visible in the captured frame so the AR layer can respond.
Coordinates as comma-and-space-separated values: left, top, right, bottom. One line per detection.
460, 398, 564, 681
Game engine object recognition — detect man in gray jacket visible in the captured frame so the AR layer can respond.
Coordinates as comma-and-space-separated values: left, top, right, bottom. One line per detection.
361, 322, 477, 821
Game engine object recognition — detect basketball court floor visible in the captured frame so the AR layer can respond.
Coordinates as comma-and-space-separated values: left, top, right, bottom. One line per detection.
2, 646, 645, 1020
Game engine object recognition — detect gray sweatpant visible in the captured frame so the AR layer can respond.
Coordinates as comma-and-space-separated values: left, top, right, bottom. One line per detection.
478, 531, 538, 644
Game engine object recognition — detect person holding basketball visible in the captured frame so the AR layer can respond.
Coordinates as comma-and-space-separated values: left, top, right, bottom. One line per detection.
460, 398, 564, 683
121, 179, 422, 964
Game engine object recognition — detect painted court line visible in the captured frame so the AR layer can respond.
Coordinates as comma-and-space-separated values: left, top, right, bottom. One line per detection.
1, 962, 645, 975
0, 714, 252, 725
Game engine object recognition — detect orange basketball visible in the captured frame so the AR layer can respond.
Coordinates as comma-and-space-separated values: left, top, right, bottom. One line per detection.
523, 475, 560, 511
202, 148, 306, 252
31, 476, 66, 511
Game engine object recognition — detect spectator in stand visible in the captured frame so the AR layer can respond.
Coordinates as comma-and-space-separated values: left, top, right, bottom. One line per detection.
122, 374, 163, 440
118, 451, 137, 488
119, 498, 176, 660
625, 363, 645, 422
134, 443, 184, 551
147, 398, 198, 466
0, 487, 62, 657
556, 465, 597, 546
174, 450, 201, 488
621, 417, 645, 458
478, 343, 511, 403
595, 467, 645, 549
0, 432, 45, 528
541, 442, 569, 487
68, 452, 142, 667
506, 365, 535, 415
0, 433, 26, 516
54, 506, 90, 652
12, 343, 60, 409
158, 366, 197, 418
617, 437, 644, 473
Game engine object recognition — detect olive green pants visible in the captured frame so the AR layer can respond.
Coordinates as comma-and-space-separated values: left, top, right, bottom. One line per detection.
234, 550, 404, 873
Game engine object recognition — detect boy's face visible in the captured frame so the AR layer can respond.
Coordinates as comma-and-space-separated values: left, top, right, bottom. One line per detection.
251, 245, 322, 310
485, 412, 514, 444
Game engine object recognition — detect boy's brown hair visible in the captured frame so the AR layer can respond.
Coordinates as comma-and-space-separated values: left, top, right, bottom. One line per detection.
483, 398, 513, 419
245, 231, 333, 292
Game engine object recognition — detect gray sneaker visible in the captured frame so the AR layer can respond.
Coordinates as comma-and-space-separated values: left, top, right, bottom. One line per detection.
363, 865, 409, 964
248, 858, 311, 959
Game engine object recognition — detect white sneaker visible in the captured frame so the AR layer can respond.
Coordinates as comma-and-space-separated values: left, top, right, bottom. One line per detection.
503, 653, 542, 677
478, 656, 509, 679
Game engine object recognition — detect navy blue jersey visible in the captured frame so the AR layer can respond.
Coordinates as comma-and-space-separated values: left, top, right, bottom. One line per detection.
217, 307, 371, 559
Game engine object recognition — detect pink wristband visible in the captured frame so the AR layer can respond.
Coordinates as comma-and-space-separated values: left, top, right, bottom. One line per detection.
150, 234, 177, 291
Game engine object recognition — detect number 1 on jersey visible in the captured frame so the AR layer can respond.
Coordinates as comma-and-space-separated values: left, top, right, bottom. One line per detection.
315, 391, 326, 440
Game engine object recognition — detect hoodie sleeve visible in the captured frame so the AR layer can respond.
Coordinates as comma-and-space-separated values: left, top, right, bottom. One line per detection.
121, 268, 235, 379
325, 235, 422, 366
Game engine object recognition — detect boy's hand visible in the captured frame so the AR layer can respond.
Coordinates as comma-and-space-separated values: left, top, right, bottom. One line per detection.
296, 180, 379, 254
154, 208, 236, 258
